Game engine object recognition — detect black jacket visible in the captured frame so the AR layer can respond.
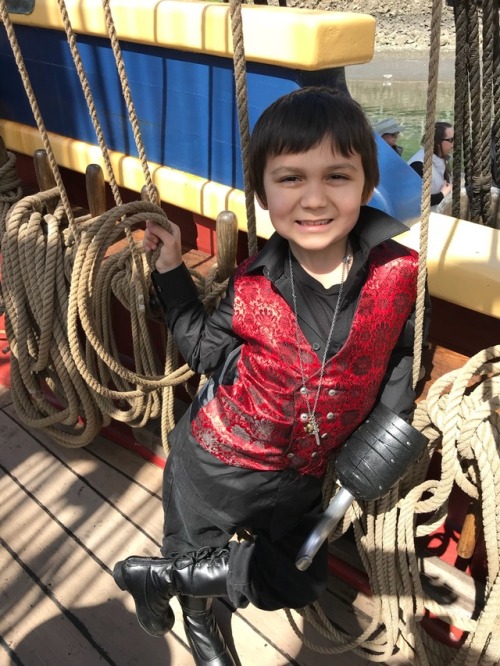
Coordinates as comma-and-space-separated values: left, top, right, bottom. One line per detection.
152, 205, 430, 421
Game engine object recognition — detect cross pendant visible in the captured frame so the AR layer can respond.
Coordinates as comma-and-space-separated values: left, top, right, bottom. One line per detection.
305, 418, 321, 447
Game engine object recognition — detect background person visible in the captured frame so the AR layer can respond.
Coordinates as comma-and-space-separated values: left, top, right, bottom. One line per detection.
373, 118, 404, 156
408, 121, 454, 208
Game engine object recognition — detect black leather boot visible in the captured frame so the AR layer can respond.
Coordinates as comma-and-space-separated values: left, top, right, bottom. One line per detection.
179, 596, 236, 666
113, 546, 231, 638
113, 556, 176, 637
171, 546, 230, 598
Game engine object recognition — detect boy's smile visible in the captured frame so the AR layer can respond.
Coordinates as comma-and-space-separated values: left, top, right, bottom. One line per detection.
258, 138, 369, 273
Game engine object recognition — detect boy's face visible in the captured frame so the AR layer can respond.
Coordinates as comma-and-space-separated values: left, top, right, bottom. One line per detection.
258, 138, 369, 263
260, 139, 365, 261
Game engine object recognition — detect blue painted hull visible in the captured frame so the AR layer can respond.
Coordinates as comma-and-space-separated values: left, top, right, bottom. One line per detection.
0, 24, 422, 222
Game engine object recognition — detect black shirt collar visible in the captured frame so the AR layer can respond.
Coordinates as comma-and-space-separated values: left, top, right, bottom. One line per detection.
245, 205, 409, 280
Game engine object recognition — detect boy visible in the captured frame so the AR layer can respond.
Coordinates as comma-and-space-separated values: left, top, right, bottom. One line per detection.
113, 87, 421, 666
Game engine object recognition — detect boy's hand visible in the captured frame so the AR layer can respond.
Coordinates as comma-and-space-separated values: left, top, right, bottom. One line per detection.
144, 220, 183, 273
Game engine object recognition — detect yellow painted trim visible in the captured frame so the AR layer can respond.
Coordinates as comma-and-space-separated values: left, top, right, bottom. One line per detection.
397, 214, 500, 319
6, 121, 498, 319
9, 0, 375, 70
0, 119, 275, 240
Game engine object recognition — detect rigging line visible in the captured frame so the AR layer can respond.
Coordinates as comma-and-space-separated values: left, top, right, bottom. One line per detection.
479, 0, 495, 226
452, 0, 468, 218
412, 0, 443, 390
229, 0, 258, 257
0, 0, 77, 238
56, 0, 122, 207
467, 0, 483, 222
101, 0, 159, 208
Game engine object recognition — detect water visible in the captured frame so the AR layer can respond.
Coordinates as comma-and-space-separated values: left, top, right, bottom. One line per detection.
345, 53, 455, 161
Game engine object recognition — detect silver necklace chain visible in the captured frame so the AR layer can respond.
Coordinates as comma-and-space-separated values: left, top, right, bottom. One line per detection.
288, 245, 350, 444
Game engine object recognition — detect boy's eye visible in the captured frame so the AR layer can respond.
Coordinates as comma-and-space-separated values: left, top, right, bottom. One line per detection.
328, 173, 348, 181
279, 175, 301, 183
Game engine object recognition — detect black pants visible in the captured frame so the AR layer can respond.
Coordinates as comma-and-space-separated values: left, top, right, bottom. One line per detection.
161, 425, 328, 611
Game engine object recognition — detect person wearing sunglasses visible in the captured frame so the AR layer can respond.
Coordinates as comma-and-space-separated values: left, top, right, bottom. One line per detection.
408, 121, 454, 209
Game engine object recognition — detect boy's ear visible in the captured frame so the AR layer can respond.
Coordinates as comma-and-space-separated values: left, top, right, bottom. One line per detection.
361, 188, 374, 205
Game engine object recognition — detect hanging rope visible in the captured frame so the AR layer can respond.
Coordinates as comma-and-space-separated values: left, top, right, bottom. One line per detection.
0, 138, 23, 335
55, 0, 122, 207
2, 191, 106, 446
411, 0, 442, 389
229, 0, 258, 257
52, 0, 182, 447
451, 0, 468, 218
0, 0, 77, 238
101, 0, 158, 207
448, 0, 500, 227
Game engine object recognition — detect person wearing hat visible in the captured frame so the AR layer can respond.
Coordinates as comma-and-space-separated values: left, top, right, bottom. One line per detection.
373, 118, 404, 156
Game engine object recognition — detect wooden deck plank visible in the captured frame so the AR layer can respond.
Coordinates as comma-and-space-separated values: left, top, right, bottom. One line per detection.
0, 542, 112, 665
0, 412, 194, 665
0, 399, 326, 665
0, 388, 432, 666
0, 409, 163, 560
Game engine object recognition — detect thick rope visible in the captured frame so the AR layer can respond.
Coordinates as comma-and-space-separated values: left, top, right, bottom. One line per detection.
2, 189, 231, 449
451, 0, 468, 218
55, 0, 123, 206
439, 0, 500, 227
1, 191, 105, 446
0, 144, 23, 331
478, 0, 495, 226
0, 0, 77, 239
1, 0, 237, 451
412, 0, 442, 389
467, 0, 484, 223
101, 0, 158, 207
0, 147, 23, 238
286, 347, 500, 664
229, 0, 258, 257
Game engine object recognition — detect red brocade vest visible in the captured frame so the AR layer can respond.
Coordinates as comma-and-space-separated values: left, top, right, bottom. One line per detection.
191, 242, 418, 478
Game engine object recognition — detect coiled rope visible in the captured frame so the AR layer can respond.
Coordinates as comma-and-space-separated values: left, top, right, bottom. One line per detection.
0, 138, 23, 341
0, 0, 234, 449
285, 347, 500, 665
0, 140, 22, 237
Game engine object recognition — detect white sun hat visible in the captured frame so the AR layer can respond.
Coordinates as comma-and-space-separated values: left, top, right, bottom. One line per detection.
373, 118, 403, 135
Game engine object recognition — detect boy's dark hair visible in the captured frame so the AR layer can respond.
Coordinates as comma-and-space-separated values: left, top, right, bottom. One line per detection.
249, 86, 379, 205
